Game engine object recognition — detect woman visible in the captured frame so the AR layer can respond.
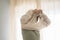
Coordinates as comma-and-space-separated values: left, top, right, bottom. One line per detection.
20, 9, 51, 40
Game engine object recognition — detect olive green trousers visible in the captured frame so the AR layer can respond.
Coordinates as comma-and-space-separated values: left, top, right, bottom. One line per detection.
22, 29, 40, 40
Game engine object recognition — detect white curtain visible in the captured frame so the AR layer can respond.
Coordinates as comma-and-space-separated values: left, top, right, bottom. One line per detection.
14, 0, 60, 40
15, 0, 36, 40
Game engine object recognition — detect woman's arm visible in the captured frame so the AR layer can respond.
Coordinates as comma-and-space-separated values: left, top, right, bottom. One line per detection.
21, 10, 51, 30
21, 10, 34, 24
39, 13, 51, 27
21, 11, 41, 30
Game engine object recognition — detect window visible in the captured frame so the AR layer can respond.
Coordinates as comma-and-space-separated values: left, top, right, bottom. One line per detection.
14, 0, 60, 40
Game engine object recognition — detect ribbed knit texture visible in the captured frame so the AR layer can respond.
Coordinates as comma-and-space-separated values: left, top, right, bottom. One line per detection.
20, 10, 51, 30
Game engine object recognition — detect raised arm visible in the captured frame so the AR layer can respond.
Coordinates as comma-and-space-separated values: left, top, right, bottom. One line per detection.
20, 10, 41, 30
40, 13, 51, 27
21, 10, 51, 30
21, 10, 33, 24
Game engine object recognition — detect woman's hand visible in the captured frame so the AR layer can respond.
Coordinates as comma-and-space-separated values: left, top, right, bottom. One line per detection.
33, 9, 42, 14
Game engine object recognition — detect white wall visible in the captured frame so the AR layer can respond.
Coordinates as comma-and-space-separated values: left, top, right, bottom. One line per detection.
15, 0, 60, 40
0, 0, 10, 40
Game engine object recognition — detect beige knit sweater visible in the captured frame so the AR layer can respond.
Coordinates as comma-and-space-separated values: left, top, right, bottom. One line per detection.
20, 10, 51, 30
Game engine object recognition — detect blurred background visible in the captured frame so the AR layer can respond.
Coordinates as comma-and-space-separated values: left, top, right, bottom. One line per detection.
0, 0, 10, 40
0, 0, 60, 40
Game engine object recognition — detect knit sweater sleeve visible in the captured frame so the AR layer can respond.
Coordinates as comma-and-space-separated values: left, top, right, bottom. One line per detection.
21, 14, 43, 30
21, 10, 33, 24
20, 10, 38, 30
37, 13, 51, 30
40, 14, 51, 27
21, 11, 51, 30
27, 13, 51, 30
20, 11, 41, 30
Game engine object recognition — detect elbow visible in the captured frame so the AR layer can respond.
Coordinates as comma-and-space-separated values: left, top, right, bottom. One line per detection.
46, 20, 51, 27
